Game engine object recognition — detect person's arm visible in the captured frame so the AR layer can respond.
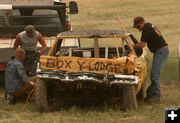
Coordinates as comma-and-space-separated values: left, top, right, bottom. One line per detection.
38, 33, 47, 54
135, 28, 149, 49
16, 63, 37, 85
135, 41, 146, 49
16, 63, 29, 83
14, 34, 21, 49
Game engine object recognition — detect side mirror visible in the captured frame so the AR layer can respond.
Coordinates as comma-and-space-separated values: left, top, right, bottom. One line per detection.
69, 1, 78, 14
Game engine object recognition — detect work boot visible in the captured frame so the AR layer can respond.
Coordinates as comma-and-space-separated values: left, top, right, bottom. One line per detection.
6, 95, 17, 105
144, 96, 160, 104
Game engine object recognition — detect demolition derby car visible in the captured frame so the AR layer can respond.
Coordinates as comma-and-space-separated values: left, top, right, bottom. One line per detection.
36, 30, 148, 112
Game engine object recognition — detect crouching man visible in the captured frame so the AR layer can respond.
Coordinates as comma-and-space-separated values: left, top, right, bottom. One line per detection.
5, 48, 36, 104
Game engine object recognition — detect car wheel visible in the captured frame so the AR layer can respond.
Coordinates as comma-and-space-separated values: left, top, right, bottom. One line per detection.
122, 85, 137, 110
36, 79, 49, 112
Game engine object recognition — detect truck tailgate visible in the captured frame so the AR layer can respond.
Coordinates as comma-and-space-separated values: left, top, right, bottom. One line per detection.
0, 48, 15, 63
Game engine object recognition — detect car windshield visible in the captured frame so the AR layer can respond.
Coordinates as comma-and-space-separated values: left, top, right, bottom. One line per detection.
54, 38, 131, 58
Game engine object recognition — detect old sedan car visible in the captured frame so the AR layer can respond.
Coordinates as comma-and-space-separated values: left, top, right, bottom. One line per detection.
36, 30, 148, 112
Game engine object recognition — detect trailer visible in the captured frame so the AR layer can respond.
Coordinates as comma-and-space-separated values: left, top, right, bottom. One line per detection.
0, 0, 78, 85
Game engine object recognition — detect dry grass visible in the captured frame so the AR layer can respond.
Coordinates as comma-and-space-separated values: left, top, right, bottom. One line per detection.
0, 0, 179, 123
0, 81, 179, 123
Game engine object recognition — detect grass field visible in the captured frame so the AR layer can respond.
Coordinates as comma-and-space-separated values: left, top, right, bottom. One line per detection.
0, 0, 180, 123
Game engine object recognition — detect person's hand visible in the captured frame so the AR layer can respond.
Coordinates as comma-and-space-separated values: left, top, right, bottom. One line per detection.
29, 81, 35, 86
29, 76, 37, 82
37, 50, 42, 55
134, 46, 143, 57
28, 76, 37, 86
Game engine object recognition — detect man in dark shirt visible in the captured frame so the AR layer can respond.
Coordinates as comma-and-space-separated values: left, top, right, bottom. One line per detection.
133, 16, 169, 103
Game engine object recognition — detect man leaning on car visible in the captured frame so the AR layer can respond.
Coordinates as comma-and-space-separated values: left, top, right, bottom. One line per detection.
133, 16, 169, 103
14, 25, 47, 76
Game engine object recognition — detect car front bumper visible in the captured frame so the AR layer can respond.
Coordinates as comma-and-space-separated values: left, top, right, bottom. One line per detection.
37, 70, 139, 85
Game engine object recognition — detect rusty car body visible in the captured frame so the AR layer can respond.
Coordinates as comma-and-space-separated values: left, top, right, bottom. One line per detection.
36, 30, 148, 112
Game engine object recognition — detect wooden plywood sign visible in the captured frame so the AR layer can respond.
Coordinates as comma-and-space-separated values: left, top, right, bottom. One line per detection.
40, 55, 137, 74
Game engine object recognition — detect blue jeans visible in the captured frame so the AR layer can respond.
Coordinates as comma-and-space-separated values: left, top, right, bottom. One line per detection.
146, 46, 169, 98
25, 50, 39, 77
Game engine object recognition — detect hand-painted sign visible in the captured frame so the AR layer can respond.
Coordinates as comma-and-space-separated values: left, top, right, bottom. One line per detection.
40, 55, 137, 74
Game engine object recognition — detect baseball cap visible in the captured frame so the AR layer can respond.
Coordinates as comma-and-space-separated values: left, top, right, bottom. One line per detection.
133, 16, 145, 28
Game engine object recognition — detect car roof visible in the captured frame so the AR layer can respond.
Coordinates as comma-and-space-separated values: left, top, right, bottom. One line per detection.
57, 30, 130, 39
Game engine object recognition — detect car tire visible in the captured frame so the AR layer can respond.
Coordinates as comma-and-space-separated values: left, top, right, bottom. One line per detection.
122, 85, 137, 110
36, 79, 49, 112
